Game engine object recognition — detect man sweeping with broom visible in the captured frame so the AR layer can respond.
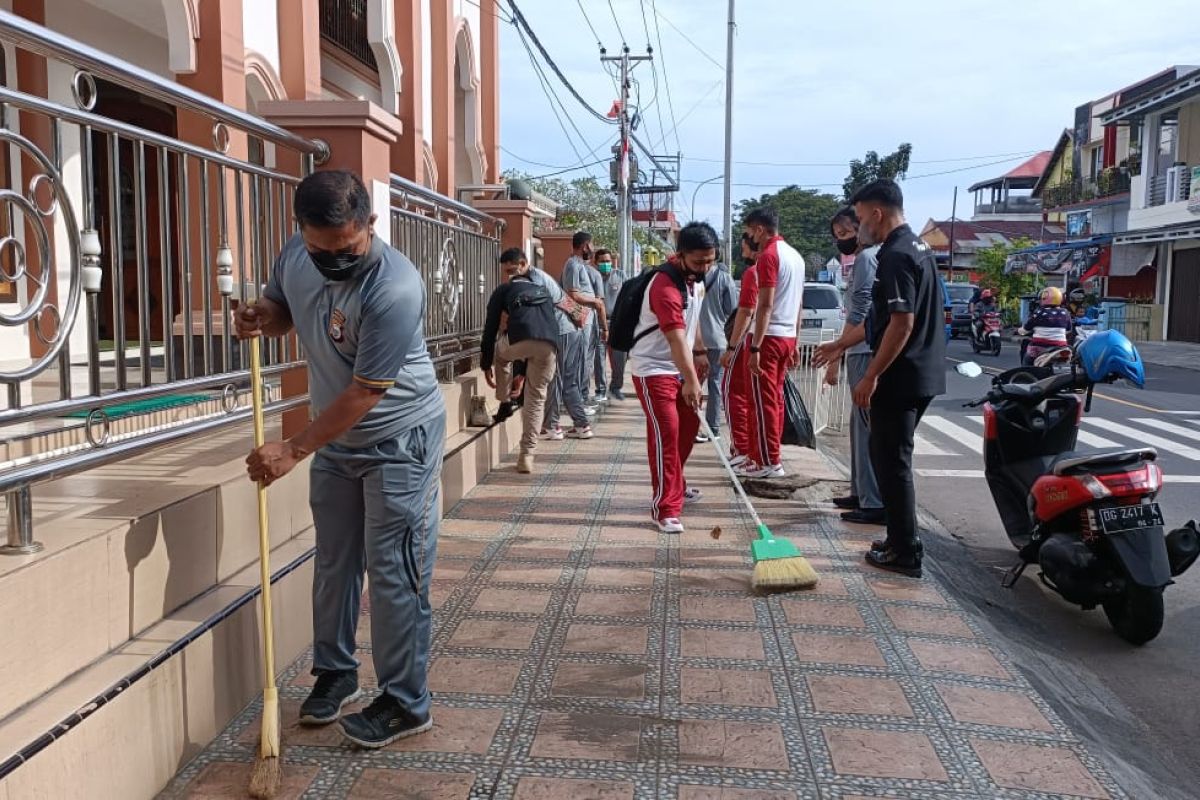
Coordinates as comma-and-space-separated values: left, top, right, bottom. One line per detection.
237, 170, 445, 777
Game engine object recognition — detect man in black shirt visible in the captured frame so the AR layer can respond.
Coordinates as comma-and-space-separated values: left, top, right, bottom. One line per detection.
482, 248, 560, 474
850, 179, 946, 577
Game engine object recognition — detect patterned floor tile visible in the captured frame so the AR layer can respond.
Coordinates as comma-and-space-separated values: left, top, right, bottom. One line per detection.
346, 768, 477, 799
529, 712, 644, 762
511, 776, 636, 799
821, 727, 949, 783
677, 719, 791, 771
970, 739, 1110, 798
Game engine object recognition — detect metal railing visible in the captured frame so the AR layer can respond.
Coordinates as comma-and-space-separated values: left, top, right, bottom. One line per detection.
389, 176, 502, 374
1106, 303, 1153, 343
1042, 171, 1133, 209
0, 12, 326, 554
792, 335, 851, 437
319, 0, 378, 71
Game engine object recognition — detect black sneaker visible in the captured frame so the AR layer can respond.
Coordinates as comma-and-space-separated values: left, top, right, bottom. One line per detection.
299, 670, 362, 725
493, 400, 517, 424
842, 508, 887, 525
832, 495, 859, 510
865, 547, 923, 578
869, 538, 925, 556
339, 694, 433, 749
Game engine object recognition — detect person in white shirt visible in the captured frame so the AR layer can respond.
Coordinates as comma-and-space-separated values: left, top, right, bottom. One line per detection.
630, 222, 718, 534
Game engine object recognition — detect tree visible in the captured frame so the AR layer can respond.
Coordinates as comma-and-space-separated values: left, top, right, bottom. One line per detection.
975, 237, 1044, 316
732, 185, 843, 266
843, 143, 913, 200
502, 171, 656, 252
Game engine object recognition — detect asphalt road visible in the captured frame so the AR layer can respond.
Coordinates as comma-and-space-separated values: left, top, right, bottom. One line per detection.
826, 337, 1200, 797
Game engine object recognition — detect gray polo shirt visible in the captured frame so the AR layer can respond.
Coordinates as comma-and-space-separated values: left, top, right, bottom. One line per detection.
603, 269, 626, 314
846, 245, 880, 356
700, 263, 737, 351
562, 255, 595, 302
528, 267, 574, 336
264, 233, 443, 449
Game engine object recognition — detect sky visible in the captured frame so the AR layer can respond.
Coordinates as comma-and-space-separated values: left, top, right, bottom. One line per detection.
497, 0, 1200, 240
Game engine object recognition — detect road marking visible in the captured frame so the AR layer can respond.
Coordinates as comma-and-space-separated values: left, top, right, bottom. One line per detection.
1082, 419, 1200, 461
1132, 418, 1200, 444
914, 432, 953, 456
922, 415, 984, 454
917, 468, 985, 478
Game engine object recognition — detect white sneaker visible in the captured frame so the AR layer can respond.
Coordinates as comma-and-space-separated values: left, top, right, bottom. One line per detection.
684, 487, 703, 505
745, 463, 786, 479
567, 426, 594, 440
729, 454, 748, 468
540, 428, 565, 441
656, 517, 685, 534
734, 461, 762, 478
695, 433, 711, 443
584, 405, 599, 417
594, 393, 608, 404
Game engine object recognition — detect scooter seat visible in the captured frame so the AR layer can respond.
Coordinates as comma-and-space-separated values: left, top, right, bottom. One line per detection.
1051, 447, 1158, 476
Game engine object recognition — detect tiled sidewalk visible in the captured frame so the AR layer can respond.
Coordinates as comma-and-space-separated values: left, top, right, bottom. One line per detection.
162, 402, 1123, 799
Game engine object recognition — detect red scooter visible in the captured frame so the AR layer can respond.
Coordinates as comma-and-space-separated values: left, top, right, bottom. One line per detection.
969, 311, 1003, 356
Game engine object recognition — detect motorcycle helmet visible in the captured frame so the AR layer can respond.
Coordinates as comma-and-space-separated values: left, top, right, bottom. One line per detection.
1069, 288, 1086, 303
1077, 329, 1145, 388
1039, 286, 1064, 306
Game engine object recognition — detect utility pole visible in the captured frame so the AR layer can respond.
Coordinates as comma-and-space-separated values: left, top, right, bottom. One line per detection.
948, 186, 957, 283
603, 46, 651, 273
721, 0, 736, 264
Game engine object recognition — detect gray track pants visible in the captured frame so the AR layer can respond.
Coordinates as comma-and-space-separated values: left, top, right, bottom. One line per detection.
543, 328, 589, 430
847, 352, 882, 510
309, 413, 445, 718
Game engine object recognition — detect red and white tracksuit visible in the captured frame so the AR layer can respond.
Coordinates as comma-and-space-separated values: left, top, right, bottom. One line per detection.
746, 236, 804, 470
630, 268, 704, 521
723, 265, 758, 459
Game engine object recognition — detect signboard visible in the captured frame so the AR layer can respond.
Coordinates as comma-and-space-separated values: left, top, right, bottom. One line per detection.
1066, 209, 1093, 240
1005, 244, 1108, 276
1189, 166, 1200, 216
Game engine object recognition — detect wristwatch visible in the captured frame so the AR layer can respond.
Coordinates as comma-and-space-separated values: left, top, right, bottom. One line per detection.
749, 345, 761, 354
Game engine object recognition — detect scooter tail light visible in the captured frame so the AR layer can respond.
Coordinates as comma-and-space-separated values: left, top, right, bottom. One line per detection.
1078, 474, 1112, 499
1147, 463, 1163, 493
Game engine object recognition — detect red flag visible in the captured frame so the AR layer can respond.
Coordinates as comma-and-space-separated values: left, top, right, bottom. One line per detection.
607, 100, 623, 119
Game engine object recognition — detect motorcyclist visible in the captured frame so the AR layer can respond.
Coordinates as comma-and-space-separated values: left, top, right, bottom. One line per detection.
1019, 286, 1073, 365
971, 289, 999, 341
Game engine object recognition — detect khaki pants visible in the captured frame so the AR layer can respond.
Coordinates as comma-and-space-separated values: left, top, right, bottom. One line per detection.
495, 336, 557, 455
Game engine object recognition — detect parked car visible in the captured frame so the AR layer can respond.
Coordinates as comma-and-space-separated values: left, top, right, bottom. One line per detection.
946, 282, 978, 338
800, 282, 845, 343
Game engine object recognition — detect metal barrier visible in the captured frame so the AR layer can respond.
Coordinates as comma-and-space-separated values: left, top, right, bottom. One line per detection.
0, 12, 327, 553
791, 333, 851, 436
389, 176, 501, 374
1106, 303, 1153, 343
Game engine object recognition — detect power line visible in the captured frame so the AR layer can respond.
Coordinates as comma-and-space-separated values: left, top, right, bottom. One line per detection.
506, 0, 615, 124
523, 158, 611, 180
459, 0, 513, 23
682, 149, 1044, 168
648, 0, 680, 154
501, 144, 613, 174
514, 23, 586, 163
606, 0, 628, 46
575, 0, 604, 49
653, 6, 724, 71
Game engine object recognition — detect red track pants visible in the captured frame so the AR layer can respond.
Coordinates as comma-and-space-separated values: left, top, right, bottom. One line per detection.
634, 374, 701, 520
748, 335, 795, 469
723, 340, 753, 458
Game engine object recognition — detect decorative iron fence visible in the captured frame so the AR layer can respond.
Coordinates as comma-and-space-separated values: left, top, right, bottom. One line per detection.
1106, 303, 1153, 343
389, 176, 501, 375
319, 0, 378, 71
0, 12, 327, 553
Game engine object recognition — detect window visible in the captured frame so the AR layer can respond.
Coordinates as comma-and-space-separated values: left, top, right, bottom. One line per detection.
803, 286, 841, 310
1090, 145, 1105, 179
946, 285, 976, 303
319, 0, 378, 71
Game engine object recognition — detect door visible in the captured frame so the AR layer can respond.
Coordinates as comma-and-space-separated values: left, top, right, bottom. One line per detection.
1168, 248, 1200, 343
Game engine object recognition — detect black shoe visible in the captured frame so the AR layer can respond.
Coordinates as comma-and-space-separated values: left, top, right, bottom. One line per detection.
832, 495, 859, 510
299, 670, 362, 725
493, 401, 516, 424
842, 508, 886, 525
870, 538, 925, 556
865, 547, 923, 578
609, 390, 626, 401
339, 694, 433, 749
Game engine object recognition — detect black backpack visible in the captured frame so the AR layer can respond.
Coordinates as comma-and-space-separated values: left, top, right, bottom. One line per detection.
608, 265, 689, 353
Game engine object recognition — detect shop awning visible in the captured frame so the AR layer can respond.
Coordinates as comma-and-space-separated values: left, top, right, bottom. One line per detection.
1004, 236, 1112, 276
1109, 243, 1157, 277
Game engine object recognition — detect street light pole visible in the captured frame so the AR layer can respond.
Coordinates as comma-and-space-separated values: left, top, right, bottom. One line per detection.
691, 174, 724, 221
720, 0, 736, 264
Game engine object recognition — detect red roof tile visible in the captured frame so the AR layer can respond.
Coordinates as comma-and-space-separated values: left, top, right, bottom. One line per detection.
1004, 152, 1052, 180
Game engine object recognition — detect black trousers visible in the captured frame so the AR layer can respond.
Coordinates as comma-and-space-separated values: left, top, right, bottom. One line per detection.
869, 395, 934, 553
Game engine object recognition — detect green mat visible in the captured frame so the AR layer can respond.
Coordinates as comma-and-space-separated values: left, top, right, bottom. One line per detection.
62, 394, 214, 420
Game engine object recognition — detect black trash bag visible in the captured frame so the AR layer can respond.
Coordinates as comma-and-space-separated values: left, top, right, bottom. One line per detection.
781, 375, 815, 449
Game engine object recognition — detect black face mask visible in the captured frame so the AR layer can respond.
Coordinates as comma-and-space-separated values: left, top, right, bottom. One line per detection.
742, 256, 756, 267
836, 236, 859, 256
310, 237, 373, 281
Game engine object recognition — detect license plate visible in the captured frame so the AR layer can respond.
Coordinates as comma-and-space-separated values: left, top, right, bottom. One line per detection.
1097, 503, 1164, 535
801, 318, 823, 329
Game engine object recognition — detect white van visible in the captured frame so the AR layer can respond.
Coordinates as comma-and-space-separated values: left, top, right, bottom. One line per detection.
799, 282, 844, 343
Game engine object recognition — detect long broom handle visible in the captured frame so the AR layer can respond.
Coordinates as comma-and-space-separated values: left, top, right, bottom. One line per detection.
697, 416, 769, 535
250, 335, 277, 691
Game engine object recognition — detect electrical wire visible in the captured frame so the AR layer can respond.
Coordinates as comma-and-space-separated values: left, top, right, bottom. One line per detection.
648, 0, 680, 154
506, 0, 616, 124
575, 0, 604, 49
606, 0, 628, 45
653, 6, 724, 71
682, 149, 1044, 168
459, 0, 513, 23
524, 158, 611, 179
514, 23, 586, 163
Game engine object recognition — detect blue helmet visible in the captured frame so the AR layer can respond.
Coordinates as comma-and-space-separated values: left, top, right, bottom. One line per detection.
1077, 330, 1145, 388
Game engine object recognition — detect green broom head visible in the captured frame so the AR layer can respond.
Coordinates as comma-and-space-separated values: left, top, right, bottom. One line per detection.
750, 523, 800, 562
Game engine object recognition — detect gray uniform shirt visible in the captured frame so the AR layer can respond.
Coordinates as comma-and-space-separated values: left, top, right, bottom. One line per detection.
603, 269, 626, 314
699, 263, 738, 351
586, 264, 605, 327
562, 256, 596, 303
846, 246, 880, 356
264, 233, 443, 449
528, 267, 574, 335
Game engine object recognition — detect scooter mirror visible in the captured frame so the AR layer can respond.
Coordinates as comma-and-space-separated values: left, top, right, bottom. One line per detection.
956, 362, 984, 379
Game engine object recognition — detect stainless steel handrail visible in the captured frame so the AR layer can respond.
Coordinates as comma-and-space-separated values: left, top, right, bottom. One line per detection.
0, 361, 304, 428
0, 395, 306, 495
0, 10, 325, 158
390, 175, 498, 226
